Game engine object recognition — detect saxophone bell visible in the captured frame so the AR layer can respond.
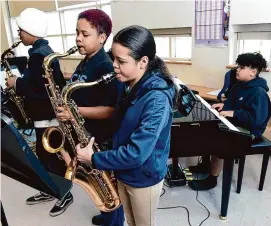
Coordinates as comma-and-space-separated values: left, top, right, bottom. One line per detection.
42, 126, 65, 153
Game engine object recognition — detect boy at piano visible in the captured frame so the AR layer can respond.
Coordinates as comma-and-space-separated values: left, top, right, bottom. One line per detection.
189, 52, 271, 191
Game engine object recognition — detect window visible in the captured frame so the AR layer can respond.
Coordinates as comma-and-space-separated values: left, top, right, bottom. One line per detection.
104, 33, 113, 52
154, 35, 192, 61
47, 37, 64, 53
62, 8, 91, 35
47, 12, 61, 36
9, 1, 112, 57
172, 36, 192, 59
154, 37, 170, 58
101, 4, 112, 18
151, 28, 192, 62
237, 32, 271, 63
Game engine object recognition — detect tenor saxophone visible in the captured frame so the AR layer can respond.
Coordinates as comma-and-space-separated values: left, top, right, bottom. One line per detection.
41, 46, 78, 164
61, 72, 121, 212
1, 41, 32, 128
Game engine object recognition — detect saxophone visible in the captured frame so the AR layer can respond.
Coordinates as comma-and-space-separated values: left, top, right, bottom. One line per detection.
41, 46, 78, 165
42, 47, 120, 212
1, 41, 32, 128
61, 72, 120, 212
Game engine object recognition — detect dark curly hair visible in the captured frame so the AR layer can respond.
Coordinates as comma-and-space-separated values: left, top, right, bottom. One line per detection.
236, 52, 267, 74
78, 9, 112, 43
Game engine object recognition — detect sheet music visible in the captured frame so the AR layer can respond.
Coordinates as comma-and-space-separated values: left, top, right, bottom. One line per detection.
196, 94, 240, 132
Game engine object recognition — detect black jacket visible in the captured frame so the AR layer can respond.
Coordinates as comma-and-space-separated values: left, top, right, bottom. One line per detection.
16, 39, 65, 121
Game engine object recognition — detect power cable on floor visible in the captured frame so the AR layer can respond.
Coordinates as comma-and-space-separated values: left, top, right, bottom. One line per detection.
158, 157, 210, 226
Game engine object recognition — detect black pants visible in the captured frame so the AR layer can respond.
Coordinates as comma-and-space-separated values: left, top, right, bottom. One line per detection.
35, 128, 67, 177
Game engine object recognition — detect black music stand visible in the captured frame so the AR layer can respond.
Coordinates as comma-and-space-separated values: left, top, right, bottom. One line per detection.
1, 114, 73, 225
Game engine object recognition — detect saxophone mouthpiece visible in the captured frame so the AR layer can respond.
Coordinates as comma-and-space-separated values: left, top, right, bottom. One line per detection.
99, 72, 117, 84
67, 46, 78, 55
12, 41, 22, 48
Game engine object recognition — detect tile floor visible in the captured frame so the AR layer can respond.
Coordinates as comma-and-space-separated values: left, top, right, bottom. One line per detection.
1, 156, 271, 226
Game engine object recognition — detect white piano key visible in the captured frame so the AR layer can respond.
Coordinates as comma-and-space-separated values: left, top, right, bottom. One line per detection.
195, 94, 240, 132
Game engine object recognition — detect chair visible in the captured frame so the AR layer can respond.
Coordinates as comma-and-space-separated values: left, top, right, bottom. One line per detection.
236, 135, 271, 193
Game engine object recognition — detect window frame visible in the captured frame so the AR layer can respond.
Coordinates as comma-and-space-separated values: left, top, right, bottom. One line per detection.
235, 31, 271, 65
9, 1, 112, 58
153, 33, 192, 63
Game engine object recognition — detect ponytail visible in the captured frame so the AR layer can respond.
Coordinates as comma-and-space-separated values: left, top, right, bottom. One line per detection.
148, 55, 179, 106
148, 55, 171, 78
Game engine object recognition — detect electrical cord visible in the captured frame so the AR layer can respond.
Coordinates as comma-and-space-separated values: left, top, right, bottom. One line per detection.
195, 157, 210, 226
158, 158, 210, 226
158, 187, 192, 226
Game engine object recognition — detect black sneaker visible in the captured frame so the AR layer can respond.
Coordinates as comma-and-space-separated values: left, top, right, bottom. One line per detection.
49, 192, 73, 217
92, 214, 104, 225
188, 162, 210, 174
26, 192, 55, 205
188, 175, 218, 191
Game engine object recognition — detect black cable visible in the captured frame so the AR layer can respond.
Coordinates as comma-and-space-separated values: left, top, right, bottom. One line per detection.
195, 156, 210, 226
160, 188, 166, 197
158, 204, 192, 226
196, 190, 210, 226
159, 186, 192, 226
158, 157, 211, 226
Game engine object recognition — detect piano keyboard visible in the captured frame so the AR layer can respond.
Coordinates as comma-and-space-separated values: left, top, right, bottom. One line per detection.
195, 95, 240, 132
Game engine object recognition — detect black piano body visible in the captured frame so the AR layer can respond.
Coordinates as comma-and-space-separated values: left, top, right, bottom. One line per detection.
170, 97, 253, 220
171, 120, 252, 159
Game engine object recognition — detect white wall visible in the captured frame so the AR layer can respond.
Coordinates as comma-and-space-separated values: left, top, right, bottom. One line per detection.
231, 0, 271, 25
110, 0, 271, 90
111, 0, 193, 33
112, 0, 229, 88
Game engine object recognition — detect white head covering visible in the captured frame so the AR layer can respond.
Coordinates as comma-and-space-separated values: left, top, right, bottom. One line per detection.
16, 8, 48, 38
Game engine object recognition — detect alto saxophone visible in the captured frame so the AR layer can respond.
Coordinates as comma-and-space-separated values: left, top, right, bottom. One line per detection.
61, 72, 121, 212
1, 41, 32, 127
42, 46, 78, 164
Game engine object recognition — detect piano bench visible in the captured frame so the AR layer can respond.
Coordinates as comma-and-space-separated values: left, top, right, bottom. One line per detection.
236, 135, 271, 194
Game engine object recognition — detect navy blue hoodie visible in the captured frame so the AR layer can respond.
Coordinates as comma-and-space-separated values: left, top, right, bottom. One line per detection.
92, 70, 175, 188
223, 77, 271, 138
16, 39, 65, 121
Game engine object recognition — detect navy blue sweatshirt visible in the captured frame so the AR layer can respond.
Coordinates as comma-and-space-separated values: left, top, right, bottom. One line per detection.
93, 70, 175, 187
69, 48, 122, 143
16, 39, 65, 121
223, 77, 271, 138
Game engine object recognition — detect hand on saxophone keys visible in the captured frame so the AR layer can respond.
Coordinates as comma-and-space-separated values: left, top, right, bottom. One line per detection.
5, 76, 17, 89
56, 106, 72, 121
76, 137, 95, 164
